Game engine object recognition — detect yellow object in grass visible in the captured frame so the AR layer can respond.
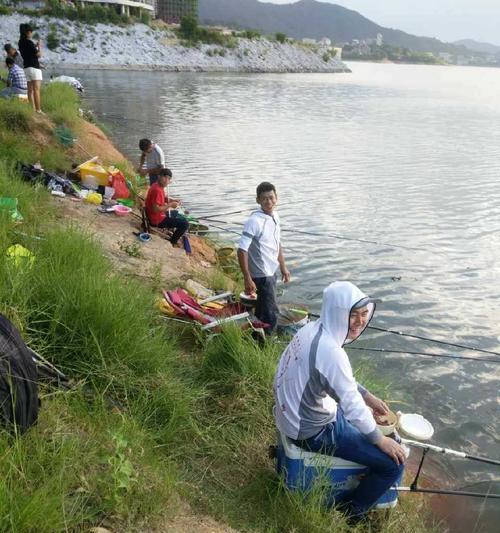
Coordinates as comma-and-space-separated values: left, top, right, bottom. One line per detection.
201, 301, 225, 310
157, 298, 176, 317
6, 244, 35, 268
85, 192, 103, 205
185, 279, 214, 300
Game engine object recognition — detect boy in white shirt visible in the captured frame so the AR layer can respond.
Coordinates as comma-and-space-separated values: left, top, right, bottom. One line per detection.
237, 182, 290, 332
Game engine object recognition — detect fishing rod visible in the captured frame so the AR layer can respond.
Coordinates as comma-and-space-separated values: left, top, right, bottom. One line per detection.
197, 217, 429, 253
396, 440, 500, 499
402, 439, 500, 467
99, 112, 165, 130
367, 325, 500, 357
348, 347, 500, 364
204, 222, 242, 237
396, 486, 500, 499
303, 312, 500, 361
196, 199, 307, 220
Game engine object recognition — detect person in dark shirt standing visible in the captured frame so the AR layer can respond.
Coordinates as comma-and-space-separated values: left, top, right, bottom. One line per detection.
18, 23, 42, 113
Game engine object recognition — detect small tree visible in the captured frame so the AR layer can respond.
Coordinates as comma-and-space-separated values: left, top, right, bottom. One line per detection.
180, 15, 198, 40
47, 31, 59, 51
275, 32, 287, 44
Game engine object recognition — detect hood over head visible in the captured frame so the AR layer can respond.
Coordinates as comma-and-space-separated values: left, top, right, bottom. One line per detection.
319, 281, 375, 346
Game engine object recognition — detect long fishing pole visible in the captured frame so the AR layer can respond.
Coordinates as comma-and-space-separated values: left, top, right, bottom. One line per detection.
396, 440, 500, 499
396, 487, 500, 499
367, 325, 500, 357
348, 347, 500, 364
402, 439, 500, 467
197, 217, 428, 253
197, 199, 307, 220
304, 312, 500, 360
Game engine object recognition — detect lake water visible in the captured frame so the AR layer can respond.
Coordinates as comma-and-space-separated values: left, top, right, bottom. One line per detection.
62, 62, 500, 531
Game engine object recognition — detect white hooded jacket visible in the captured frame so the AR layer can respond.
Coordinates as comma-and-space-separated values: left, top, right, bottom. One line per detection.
274, 281, 382, 443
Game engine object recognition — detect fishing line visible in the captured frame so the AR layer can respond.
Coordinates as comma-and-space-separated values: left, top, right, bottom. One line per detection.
204, 223, 242, 237
367, 325, 500, 357
99, 112, 165, 130
196, 199, 307, 220
348, 347, 500, 364
305, 313, 500, 359
197, 217, 428, 253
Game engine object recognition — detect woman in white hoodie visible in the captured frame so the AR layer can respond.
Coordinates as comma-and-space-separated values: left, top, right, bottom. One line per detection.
274, 281, 406, 521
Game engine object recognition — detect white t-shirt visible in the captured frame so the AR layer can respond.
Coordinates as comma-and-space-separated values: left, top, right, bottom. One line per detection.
145, 144, 165, 172
238, 209, 281, 278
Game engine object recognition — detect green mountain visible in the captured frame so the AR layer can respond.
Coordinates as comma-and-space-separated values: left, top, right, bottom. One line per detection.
199, 0, 466, 54
454, 39, 500, 55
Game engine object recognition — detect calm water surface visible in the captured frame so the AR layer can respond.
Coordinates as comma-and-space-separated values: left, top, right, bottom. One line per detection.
63, 62, 500, 531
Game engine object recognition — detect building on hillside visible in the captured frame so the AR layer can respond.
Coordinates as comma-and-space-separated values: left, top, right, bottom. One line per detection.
302, 38, 317, 45
77, 1, 155, 17
439, 52, 453, 63
156, 0, 198, 23
319, 37, 331, 46
376, 33, 383, 46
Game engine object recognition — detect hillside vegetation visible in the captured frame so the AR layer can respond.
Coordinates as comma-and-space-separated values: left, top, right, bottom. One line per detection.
199, 0, 470, 55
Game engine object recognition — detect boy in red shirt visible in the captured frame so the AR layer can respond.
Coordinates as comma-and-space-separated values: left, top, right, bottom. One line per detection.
145, 168, 189, 246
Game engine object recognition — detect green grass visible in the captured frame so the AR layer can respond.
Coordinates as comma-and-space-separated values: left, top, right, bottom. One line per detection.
42, 82, 80, 127
0, 84, 442, 532
0, 89, 73, 169
0, 393, 176, 532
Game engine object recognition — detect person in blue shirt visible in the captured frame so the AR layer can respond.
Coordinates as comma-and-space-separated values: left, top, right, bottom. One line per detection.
1, 57, 28, 98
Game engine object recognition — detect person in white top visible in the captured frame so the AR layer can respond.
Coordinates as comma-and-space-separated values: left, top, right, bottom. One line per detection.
274, 281, 406, 522
137, 138, 166, 186
237, 182, 290, 332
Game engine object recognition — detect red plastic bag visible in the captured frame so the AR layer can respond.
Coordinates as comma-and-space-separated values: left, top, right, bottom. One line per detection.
110, 171, 130, 199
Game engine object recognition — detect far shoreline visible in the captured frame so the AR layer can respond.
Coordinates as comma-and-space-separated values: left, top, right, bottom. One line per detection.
44, 64, 352, 74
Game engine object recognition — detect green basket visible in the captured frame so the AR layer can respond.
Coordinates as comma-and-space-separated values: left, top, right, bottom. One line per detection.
54, 125, 75, 147
0, 197, 23, 221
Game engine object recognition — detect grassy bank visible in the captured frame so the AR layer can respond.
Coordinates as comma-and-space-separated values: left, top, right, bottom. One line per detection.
0, 84, 441, 532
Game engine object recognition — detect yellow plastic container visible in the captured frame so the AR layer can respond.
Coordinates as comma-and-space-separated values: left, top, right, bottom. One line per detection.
79, 161, 110, 188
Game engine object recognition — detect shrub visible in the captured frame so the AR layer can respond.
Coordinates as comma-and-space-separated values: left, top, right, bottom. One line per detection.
140, 11, 151, 26
179, 15, 198, 40
242, 29, 261, 40
275, 32, 287, 44
47, 31, 60, 51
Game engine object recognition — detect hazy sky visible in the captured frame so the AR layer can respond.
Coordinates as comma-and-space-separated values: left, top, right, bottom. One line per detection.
265, 0, 500, 45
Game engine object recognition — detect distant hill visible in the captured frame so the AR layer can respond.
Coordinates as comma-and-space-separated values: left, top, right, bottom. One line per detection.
454, 39, 500, 55
199, 0, 467, 54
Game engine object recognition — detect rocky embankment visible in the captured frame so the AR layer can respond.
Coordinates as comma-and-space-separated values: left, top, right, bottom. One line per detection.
0, 13, 349, 73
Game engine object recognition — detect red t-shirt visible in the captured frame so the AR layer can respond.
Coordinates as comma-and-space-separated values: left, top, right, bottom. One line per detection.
145, 183, 166, 226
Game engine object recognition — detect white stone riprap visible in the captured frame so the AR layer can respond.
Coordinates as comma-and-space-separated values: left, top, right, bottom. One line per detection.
0, 13, 349, 73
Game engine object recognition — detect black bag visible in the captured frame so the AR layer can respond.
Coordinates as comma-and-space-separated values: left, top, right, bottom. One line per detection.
0, 314, 39, 434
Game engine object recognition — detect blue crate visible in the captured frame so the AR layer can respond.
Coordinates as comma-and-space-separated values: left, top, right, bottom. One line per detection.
276, 431, 404, 509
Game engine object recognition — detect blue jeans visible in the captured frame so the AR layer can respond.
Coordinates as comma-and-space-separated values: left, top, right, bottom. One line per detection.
297, 409, 404, 517
253, 275, 278, 332
0, 86, 27, 98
